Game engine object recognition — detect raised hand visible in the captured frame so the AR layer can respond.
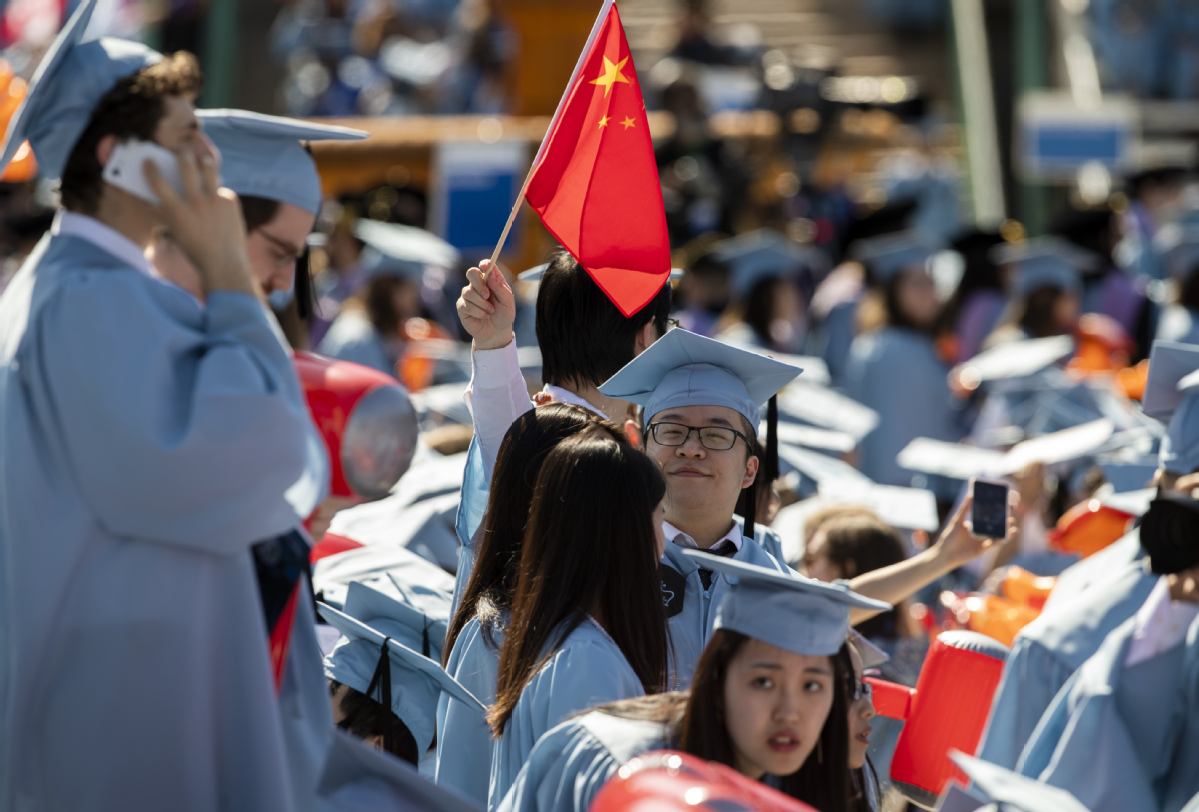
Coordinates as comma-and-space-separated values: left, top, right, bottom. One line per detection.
933, 490, 1020, 571
456, 259, 517, 351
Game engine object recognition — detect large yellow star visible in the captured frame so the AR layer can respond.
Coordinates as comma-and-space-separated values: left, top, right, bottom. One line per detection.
590, 55, 630, 97
621, 116, 636, 130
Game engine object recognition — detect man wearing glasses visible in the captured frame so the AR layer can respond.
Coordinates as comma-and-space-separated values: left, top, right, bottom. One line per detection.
599, 329, 800, 687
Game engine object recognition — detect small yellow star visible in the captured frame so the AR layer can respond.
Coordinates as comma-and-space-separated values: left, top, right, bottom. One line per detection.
621, 116, 636, 130
590, 55, 630, 97
598, 115, 611, 129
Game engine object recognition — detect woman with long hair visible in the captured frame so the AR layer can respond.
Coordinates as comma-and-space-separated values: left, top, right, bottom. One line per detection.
435, 403, 622, 804
487, 428, 671, 806
983, 237, 1092, 348
494, 553, 890, 812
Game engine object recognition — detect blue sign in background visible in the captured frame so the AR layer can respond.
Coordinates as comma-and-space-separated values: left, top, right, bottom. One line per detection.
441, 169, 521, 257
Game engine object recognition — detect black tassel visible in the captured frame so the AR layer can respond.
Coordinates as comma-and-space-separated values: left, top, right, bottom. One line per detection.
366, 637, 394, 755
295, 247, 313, 322
765, 395, 780, 484
422, 619, 431, 659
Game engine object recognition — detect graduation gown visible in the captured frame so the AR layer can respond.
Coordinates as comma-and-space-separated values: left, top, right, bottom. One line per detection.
844, 327, 962, 487
0, 228, 320, 810
436, 615, 505, 805
316, 308, 395, 375
495, 710, 672, 812
1017, 614, 1199, 812
977, 530, 1156, 770
661, 536, 791, 690
488, 617, 645, 809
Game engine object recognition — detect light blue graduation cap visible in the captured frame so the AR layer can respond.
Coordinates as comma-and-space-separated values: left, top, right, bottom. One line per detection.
319, 582, 484, 755
710, 228, 826, 298
945, 752, 1091, 812
1143, 341, 1199, 474
598, 329, 802, 429
851, 230, 938, 282
517, 263, 682, 283
680, 549, 890, 656
0, 0, 162, 180
196, 109, 366, 215
991, 236, 1098, 297
353, 218, 461, 281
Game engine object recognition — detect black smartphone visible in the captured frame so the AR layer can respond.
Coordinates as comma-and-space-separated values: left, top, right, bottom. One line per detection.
971, 478, 1010, 540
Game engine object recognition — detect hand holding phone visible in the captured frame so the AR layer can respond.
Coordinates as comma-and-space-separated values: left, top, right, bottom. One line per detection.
102, 139, 187, 205
970, 478, 1011, 540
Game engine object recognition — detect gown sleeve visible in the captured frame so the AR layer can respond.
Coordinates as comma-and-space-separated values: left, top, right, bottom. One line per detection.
29, 278, 313, 551
496, 720, 623, 812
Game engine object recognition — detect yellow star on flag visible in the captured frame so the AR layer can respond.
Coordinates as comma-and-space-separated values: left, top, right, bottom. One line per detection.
621, 116, 636, 130
590, 55, 630, 97
598, 115, 611, 129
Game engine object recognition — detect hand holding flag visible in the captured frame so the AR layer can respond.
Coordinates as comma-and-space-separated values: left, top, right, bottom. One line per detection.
492, 0, 671, 317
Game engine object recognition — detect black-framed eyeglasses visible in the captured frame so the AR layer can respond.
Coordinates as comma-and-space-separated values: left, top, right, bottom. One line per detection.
850, 677, 873, 703
647, 421, 751, 451
665, 317, 681, 332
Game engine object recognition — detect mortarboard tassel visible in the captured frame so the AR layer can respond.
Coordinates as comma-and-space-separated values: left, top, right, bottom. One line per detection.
765, 395, 780, 484
366, 637, 394, 755
295, 247, 313, 322
422, 618, 431, 659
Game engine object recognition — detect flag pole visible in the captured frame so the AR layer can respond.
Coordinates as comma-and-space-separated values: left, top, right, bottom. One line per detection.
485, 0, 616, 270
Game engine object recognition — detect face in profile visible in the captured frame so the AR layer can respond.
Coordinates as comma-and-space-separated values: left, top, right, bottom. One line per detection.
721, 637, 834, 779
846, 644, 875, 771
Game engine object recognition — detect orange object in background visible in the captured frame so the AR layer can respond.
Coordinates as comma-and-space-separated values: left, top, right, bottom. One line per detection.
1067, 313, 1133, 376
1000, 566, 1057, 611
397, 317, 453, 392
962, 594, 1041, 647
0, 60, 36, 182
1116, 359, 1150, 401
1049, 497, 1135, 558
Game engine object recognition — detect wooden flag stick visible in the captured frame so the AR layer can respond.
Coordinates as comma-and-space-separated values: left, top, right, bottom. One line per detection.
486, 163, 536, 270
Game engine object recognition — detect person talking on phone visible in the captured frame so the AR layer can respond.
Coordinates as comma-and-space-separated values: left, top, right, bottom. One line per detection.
0, 2, 327, 808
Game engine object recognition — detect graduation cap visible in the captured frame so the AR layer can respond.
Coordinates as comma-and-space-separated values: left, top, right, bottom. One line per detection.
1098, 456, 1160, 493
818, 480, 942, 533
518, 263, 682, 284
311, 544, 454, 658
353, 219, 461, 280
851, 230, 938, 282
990, 236, 1099, 297
943, 752, 1091, 812
318, 728, 483, 812
600, 329, 802, 536
319, 582, 484, 755
709, 228, 827, 298
0, 0, 162, 180
776, 381, 880, 442
1143, 341, 1199, 474
197, 109, 366, 215
680, 549, 890, 657
848, 628, 890, 670
951, 335, 1075, 391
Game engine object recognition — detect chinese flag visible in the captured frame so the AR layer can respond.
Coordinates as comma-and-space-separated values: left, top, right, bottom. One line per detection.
525, 0, 670, 317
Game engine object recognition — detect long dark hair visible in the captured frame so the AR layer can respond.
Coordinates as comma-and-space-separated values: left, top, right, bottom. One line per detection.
443, 403, 619, 664
329, 680, 420, 765
488, 429, 670, 737
679, 630, 853, 812
809, 513, 906, 640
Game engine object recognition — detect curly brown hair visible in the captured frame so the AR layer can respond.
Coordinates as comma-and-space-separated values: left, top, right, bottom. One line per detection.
60, 52, 203, 214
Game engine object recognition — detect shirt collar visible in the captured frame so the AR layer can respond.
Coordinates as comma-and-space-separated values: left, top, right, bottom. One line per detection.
52, 210, 155, 277
541, 384, 606, 418
662, 520, 743, 553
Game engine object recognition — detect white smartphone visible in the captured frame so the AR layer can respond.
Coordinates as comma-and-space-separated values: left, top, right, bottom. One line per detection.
101, 139, 185, 204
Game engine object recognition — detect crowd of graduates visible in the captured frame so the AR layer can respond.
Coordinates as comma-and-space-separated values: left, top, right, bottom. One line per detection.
2, 1, 1199, 812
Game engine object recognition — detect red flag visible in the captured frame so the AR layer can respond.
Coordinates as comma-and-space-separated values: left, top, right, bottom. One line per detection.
525, 0, 670, 317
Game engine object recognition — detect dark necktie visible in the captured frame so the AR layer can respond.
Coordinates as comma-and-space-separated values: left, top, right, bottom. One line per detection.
698, 539, 738, 590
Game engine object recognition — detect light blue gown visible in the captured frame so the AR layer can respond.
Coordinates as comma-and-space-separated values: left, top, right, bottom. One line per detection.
436, 615, 506, 804
495, 710, 673, 812
0, 229, 321, 809
977, 530, 1156, 770
1017, 614, 1199, 812
661, 536, 791, 690
844, 327, 962, 487
488, 617, 645, 808
317, 309, 394, 375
